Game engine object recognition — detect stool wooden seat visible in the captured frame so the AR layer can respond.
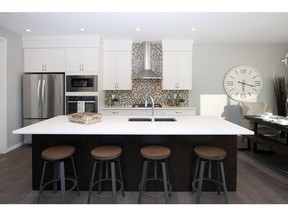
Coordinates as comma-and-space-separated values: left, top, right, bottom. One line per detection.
192, 145, 228, 204
140, 145, 171, 160
138, 145, 172, 204
194, 146, 226, 160
38, 145, 79, 204
91, 146, 122, 161
88, 146, 125, 204
42, 145, 75, 160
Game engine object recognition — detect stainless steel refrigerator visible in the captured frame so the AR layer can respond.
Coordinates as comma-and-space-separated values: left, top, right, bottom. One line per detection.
23, 73, 64, 144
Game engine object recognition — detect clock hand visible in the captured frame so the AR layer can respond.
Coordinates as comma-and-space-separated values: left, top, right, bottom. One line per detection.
238, 81, 255, 87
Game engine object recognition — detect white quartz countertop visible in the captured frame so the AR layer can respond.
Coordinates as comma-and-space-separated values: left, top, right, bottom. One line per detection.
13, 115, 253, 135
100, 106, 197, 110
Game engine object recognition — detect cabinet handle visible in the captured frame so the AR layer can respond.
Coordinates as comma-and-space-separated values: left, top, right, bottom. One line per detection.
79, 64, 82, 71
112, 112, 119, 114
176, 111, 183, 114
42, 65, 44, 71
45, 64, 47, 71
82, 64, 84, 71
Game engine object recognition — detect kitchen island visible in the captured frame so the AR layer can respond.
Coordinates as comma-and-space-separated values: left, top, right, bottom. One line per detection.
13, 115, 253, 192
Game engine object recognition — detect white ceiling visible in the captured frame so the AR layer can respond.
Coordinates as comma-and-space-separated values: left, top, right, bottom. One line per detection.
1, 12, 288, 43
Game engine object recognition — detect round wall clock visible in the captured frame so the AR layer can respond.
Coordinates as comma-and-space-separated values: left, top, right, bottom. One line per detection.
223, 65, 263, 101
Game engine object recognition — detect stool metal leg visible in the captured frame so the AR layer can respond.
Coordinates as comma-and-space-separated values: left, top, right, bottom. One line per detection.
70, 156, 80, 196
117, 158, 125, 197
53, 162, 58, 194
164, 159, 171, 197
138, 160, 148, 204
192, 157, 200, 194
216, 162, 221, 195
98, 162, 104, 194
37, 161, 47, 204
59, 161, 66, 204
196, 160, 205, 204
87, 161, 97, 204
110, 161, 117, 204
220, 162, 228, 204
161, 161, 169, 204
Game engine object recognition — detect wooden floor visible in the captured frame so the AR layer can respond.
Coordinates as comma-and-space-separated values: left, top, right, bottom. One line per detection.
0, 145, 288, 204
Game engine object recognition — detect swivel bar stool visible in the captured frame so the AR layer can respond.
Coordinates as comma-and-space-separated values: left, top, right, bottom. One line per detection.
87, 146, 125, 204
192, 145, 228, 204
37, 145, 80, 204
138, 145, 172, 204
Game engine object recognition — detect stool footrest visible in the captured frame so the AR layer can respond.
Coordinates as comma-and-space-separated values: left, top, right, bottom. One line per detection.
139, 178, 172, 199
192, 178, 226, 198
39, 177, 78, 199
90, 178, 124, 199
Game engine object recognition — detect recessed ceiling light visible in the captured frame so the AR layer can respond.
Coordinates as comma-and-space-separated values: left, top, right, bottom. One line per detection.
190, 27, 196, 31
25, 29, 32, 32
79, 28, 85, 32
135, 27, 141, 31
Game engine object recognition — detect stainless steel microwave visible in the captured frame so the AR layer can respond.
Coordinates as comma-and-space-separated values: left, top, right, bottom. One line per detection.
66, 75, 98, 92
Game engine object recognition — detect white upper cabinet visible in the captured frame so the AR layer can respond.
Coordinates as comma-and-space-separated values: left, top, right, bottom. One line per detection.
103, 40, 132, 90
24, 48, 65, 72
66, 48, 98, 73
162, 40, 193, 90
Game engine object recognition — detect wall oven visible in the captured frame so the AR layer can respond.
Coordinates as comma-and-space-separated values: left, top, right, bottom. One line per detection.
66, 75, 98, 92
66, 96, 98, 114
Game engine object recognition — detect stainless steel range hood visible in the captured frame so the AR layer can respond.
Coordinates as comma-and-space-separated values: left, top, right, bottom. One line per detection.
134, 42, 161, 79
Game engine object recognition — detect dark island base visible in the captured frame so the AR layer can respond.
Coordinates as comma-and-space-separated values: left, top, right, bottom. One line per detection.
32, 134, 237, 191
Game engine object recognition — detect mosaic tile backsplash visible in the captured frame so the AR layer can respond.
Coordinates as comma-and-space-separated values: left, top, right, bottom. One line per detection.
105, 43, 189, 106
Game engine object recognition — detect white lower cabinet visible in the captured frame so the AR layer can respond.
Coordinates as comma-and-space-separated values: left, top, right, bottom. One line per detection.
163, 109, 196, 116
130, 109, 164, 116
100, 108, 196, 116
100, 109, 131, 115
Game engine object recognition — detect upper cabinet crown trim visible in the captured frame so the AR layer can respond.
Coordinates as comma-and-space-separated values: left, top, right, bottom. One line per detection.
162, 40, 194, 51
103, 40, 133, 51
23, 35, 102, 48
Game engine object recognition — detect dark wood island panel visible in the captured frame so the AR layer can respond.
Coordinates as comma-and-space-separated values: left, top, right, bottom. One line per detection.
32, 134, 237, 191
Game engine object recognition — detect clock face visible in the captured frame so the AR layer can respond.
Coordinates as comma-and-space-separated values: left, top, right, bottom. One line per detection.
224, 65, 263, 101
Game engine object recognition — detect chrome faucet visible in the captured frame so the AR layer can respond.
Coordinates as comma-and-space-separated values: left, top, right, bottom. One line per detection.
147, 96, 155, 122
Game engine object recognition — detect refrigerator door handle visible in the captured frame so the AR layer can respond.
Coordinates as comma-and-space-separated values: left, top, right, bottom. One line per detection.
37, 80, 41, 113
42, 80, 45, 106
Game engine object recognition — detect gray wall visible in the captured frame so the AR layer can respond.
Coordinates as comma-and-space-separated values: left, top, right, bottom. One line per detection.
190, 43, 288, 124
0, 27, 23, 149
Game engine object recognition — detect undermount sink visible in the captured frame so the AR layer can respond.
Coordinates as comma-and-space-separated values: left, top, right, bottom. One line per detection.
128, 117, 176, 122
132, 103, 162, 108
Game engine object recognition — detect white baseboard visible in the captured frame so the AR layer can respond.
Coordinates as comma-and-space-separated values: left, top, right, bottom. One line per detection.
6, 142, 23, 153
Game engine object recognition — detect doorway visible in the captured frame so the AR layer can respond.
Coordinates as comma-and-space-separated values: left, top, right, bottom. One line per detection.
0, 36, 7, 153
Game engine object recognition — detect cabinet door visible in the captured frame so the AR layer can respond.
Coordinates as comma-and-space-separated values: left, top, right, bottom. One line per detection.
66, 48, 83, 72
103, 51, 132, 90
162, 51, 178, 90
177, 51, 192, 90
163, 109, 195, 116
116, 51, 132, 90
103, 51, 117, 90
24, 49, 46, 72
82, 48, 98, 72
24, 49, 65, 72
44, 49, 65, 72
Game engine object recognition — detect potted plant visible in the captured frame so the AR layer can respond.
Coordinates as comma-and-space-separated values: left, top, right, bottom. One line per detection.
112, 97, 119, 106
273, 76, 287, 116
178, 97, 185, 107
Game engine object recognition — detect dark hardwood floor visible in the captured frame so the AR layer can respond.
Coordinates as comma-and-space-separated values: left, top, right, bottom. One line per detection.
0, 145, 287, 204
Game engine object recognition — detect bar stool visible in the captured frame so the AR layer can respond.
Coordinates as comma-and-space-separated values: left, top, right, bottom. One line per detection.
37, 145, 80, 204
138, 145, 172, 204
87, 146, 125, 204
192, 146, 228, 204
